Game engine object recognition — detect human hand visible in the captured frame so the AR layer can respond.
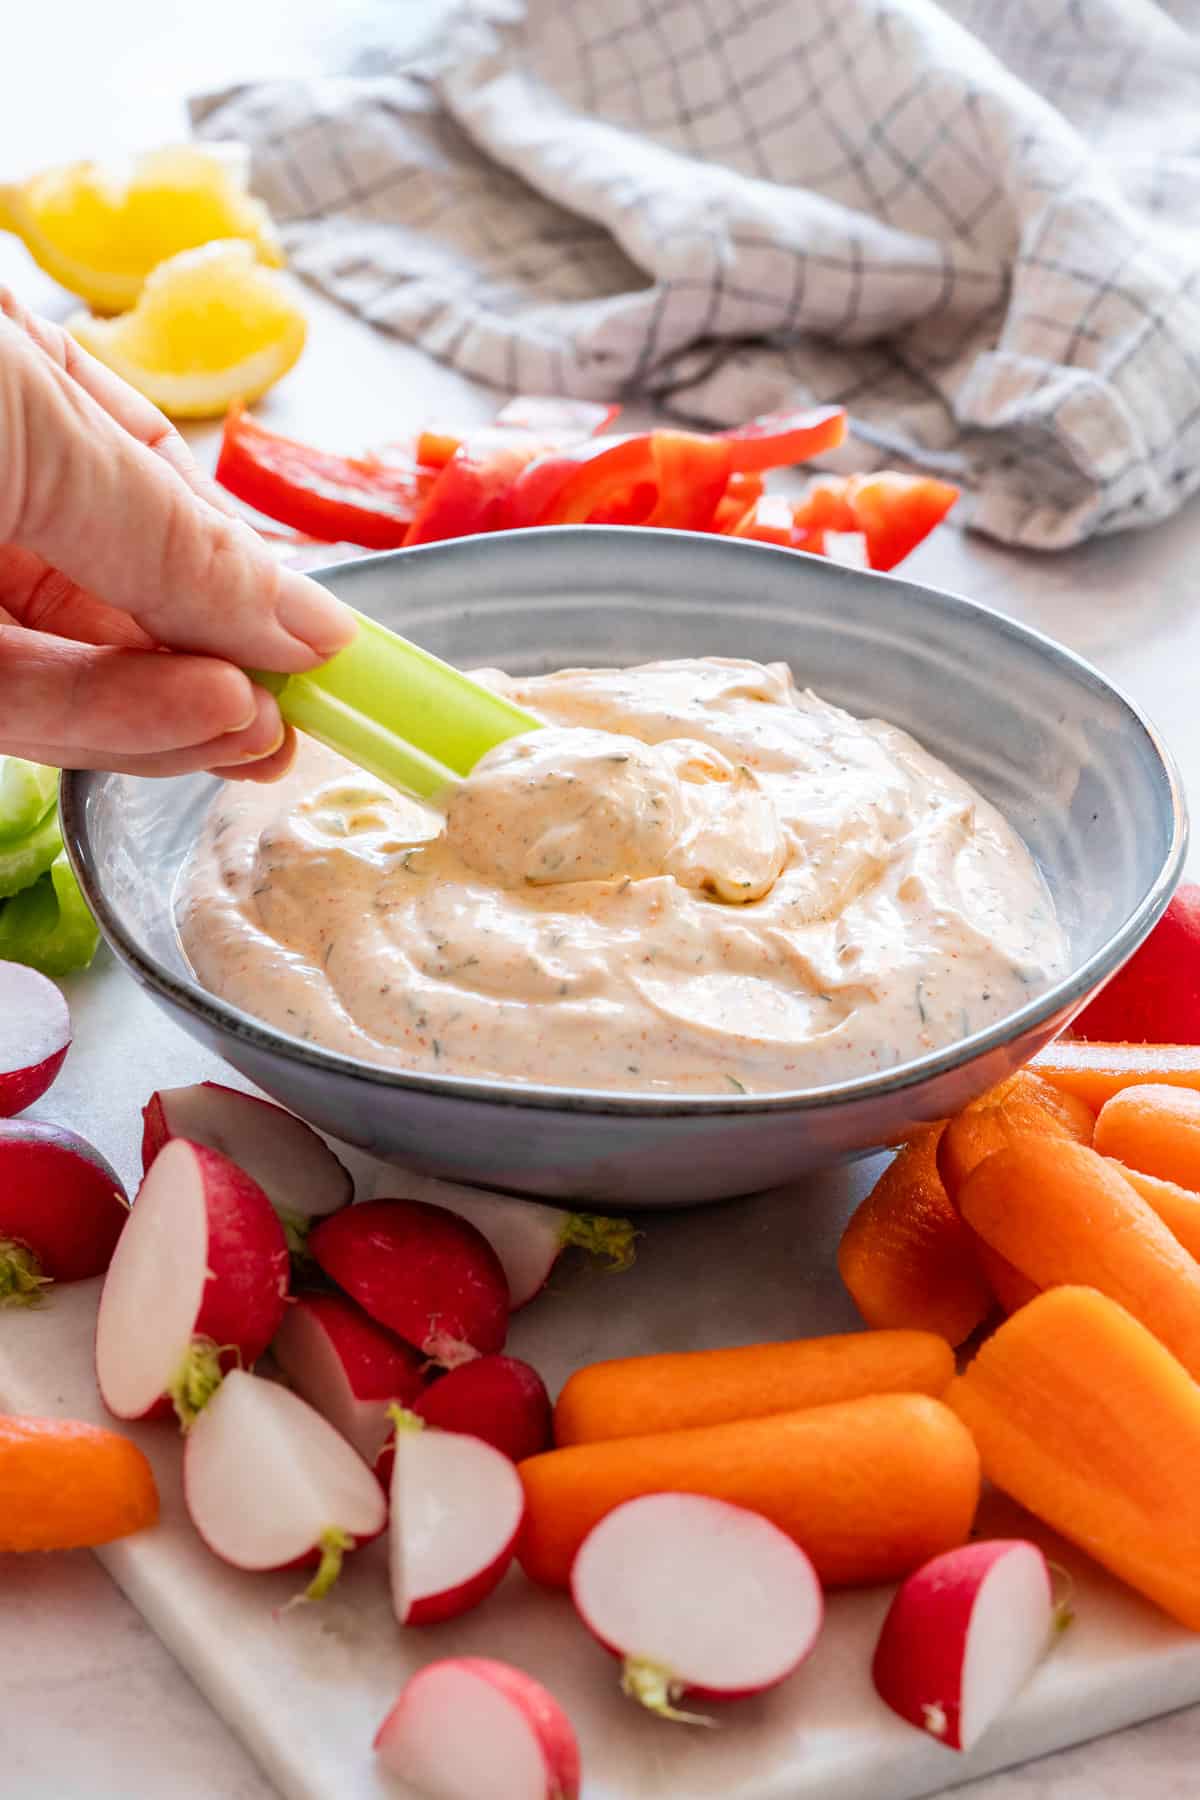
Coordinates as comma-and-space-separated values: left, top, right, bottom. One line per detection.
0, 288, 356, 780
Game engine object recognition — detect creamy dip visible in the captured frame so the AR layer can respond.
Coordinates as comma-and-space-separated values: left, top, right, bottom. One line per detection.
178, 658, 1068, 1095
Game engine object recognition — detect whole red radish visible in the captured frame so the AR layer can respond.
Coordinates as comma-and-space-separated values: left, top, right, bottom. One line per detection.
272, 1292, 426, 1463
0, 1120, 127, 1301
1073, 885, 1200, 1043
376, 1355, 551, 1486
374, 1658, 580, 1800
141, 1081, 352, 1249
0, 962, 70, 1116
95, 1139, 290, 1426
392, 1169, 637, 1309
570, 1492, 823, 1720
387, 1409, 525, 1625
872, 1539, 1054, 1751
309, 1198, 508, 1366
185, 1369, 386, 1598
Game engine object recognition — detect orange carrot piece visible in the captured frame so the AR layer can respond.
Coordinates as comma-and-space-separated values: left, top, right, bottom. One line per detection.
518, 1392, 980, 1589
1094, 1083, 1200, 1193
1109, 1161, 1200, 1262
0, 1415, 159, 1550
554, 1328, 954, 1446
973, 1241, 1040, 1315
1033, 1041, 1200, 1111
959, 1138, 1200, 1380
937, 1069, 1095, 1203
947, 1286, 1200, 1630
837, 1128, 992, 1345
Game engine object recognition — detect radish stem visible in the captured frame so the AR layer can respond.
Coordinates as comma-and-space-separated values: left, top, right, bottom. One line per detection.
561, 1214, 639, 1273
0, 1239, 49, 1307
386, 1403, 427, 1437
168, 1337, 228, 1429
305, 1526, 355, 1602
620, 1659, 715, 1727
278, 1208, 313, 1261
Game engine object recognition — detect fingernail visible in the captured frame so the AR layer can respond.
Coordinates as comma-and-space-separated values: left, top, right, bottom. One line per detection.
276, 572, 358, 659
235, 719, 287, 763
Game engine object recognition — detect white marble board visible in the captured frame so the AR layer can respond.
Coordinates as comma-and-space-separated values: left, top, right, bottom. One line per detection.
3, 950, 1200, 1800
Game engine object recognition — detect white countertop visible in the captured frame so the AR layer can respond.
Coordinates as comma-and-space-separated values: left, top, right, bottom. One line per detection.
5, 6, 1200, 1795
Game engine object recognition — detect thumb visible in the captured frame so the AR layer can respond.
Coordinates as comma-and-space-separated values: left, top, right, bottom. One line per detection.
0, 314, 356, 672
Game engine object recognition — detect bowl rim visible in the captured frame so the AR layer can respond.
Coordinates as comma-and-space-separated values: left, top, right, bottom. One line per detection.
61, 526, 1189, 1119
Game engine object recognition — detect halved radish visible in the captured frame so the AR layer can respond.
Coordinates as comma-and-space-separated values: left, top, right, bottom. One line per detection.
388, 1409, 525, 1625
184, 1368, 387, 1598
309, 1199, 509, 1367
392, 1169, 637, 1309
872, 1539, 1055, 1751
141, 1082, 351, 1249
271, 1292, 427, 1463
374, 1658, 580, 1800
0, 962, 70, 1116
571, 1492, 823, 1720
376, 1355, 552, 1486
95, 1139, 290, 1425
0, 1120, 127, 1301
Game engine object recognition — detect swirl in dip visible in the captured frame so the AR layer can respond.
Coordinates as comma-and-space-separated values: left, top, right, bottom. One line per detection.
177, 657, 1068, 1095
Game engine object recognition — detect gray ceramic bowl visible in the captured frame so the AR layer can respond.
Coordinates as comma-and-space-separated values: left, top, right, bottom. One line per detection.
62, 528, 1186, 1205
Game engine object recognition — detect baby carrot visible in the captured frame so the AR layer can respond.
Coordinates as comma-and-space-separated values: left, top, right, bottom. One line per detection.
959, 1138, 1200, 1380
1110, 1162, 1200, 1262
973, 1241, 1040, 1315
518, 1392, 980, 1590
947, 1286, 1200, 1630
1032, 1041, 1200, 1112
837, 1128, 991, 1345
0, 1414, 159, 1550
1094, 1083, 1200, 1192
554, 1328, 954, 1446
937, 1069, 1094, 1203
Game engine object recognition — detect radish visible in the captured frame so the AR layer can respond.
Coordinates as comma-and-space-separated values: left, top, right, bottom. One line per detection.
141, 1081, 352, 1250
374, 1658, 580, 1800
872, 1539, 1055, 1751
0, 1120, 127, 1301
271, 1291, 427, 1463
0, 962, 70, 1116
387, 1409, 525, 1625
376, 1355, 552, 1486
570, 1493, 824, 1721
184, 1368, 387, 1598
309, 1199, 509, 1367
95, 1139, 290, 1426
391, 1169, 637, 1309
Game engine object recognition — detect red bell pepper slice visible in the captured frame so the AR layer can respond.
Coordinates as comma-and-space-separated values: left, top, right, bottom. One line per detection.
403, 440, 545, 547
721, 405, 847, 472
728, 494, 795, 547
216, 404, 425, 549
493, 396, 621, 435
536, 432, 732, 531
838, 472, 960, 571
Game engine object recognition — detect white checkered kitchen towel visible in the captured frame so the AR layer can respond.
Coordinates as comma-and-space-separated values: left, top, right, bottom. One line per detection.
193, 0, 1200, 549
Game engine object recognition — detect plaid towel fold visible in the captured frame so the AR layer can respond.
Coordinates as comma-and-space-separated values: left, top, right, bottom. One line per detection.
193, 0, 1200, 548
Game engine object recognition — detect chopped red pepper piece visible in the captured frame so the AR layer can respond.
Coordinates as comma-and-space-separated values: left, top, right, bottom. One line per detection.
721, 405, 847, 472
536, 432, 731, 531
493, 396, 621, 435
838, 472, 960, 571
416, 429, 462, 469
215, 404, 425, 549
404, 440, 543, 547
728, 494, 795, 547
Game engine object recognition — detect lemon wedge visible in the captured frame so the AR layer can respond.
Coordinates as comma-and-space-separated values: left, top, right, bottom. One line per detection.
0, 144, 283, 314
69, 240, 307, 419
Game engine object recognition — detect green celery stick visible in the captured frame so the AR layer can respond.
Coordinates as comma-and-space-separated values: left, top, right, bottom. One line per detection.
0, 758, 58, 842
0, 853, 99, 976
0, 807, 62, 900
251, 608, 541, 800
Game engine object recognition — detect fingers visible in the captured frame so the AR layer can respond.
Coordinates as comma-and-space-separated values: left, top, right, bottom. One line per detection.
0, 307, 357, 672
0, 618, 288, 765
0, 544, 155, 648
